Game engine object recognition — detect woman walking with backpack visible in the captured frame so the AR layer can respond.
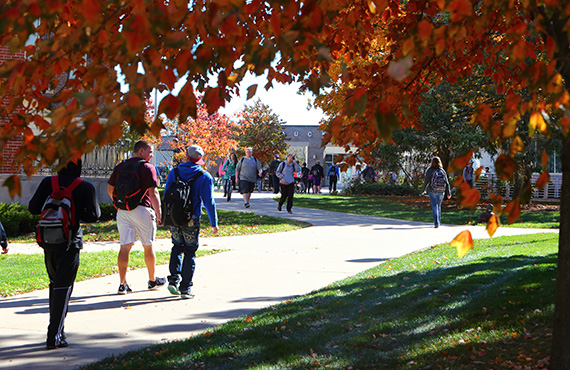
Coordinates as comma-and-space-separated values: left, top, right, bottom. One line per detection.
222, 152, 238, 201
420, 156, 451, 228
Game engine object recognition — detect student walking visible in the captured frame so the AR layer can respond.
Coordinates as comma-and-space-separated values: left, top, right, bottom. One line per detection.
276, 154, 302, 214
29, 159, 100, 350
310, 161, 324, 194
420, 156, 451, 228
107, 140, 166, 294
163, 145, 218, 299
222, 152, 238, 201
328, 163, 340, 192
235, 147, 262, 208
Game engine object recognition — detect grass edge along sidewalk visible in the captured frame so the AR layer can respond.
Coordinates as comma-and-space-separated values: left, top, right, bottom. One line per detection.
292, 194, 560, 229
0, 249, 224, 297
82, 232, 556, 370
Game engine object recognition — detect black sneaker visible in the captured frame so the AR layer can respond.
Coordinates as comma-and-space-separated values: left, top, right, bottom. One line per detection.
148, 277, 167, 290
46, 339, 68, 350
118, 283, 132, 295
277, 204, 282, 211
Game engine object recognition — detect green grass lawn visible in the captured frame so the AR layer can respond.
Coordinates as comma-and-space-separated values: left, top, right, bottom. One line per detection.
0, 249, 222, 297
8, 209, 309, 243
81, 232, 556, 369
292, 194, 560, 229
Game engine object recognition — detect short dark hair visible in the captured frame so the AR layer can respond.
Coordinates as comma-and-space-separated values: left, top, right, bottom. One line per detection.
133, 140, 152, 153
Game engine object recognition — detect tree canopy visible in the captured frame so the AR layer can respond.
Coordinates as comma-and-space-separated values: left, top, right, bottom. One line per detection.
235, 99, 289, 164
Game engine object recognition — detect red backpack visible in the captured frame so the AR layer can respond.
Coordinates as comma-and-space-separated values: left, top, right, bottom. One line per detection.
36, 176, 83, 251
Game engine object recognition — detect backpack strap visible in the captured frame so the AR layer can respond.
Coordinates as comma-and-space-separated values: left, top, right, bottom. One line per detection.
51, 176, 83, 192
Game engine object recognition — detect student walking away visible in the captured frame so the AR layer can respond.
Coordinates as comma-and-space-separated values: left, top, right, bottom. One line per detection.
362, 162, 377, 183
420, 156, 451, 228
222, 152, 238, 201
328, 163, 340, 192
0, 221, 8, 254
310, 160, 324, 194
301, 163, 309, 193
269, 154, 281, 194
235, 147, 262, 208
29, 159, 100, 350
163, 145, 218, 299
276, 154, 302, 214
463, 160, 475, 188
107, 139, 166, 295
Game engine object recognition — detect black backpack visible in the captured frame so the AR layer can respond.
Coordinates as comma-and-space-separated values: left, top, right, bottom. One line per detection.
162, 167, 204, 227
113, 159, 147, 210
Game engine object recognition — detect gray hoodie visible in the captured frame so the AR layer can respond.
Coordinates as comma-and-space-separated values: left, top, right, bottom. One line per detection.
277, 160, 302, 185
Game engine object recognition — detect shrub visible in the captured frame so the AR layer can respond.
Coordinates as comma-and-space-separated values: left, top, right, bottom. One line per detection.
99, 203, 117, 222
342, 179, 419, 196
0, 203, 39, 237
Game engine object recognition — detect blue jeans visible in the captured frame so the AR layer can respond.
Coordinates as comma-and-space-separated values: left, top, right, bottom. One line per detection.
428, 191, 445, 227
168, 220, 200, 292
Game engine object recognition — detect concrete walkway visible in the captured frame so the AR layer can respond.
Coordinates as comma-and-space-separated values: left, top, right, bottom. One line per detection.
0, 192, 558, 369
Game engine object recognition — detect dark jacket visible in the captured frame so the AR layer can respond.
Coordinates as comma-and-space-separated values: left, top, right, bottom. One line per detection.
421, 166, 451, 197
0, 221, 7, 250
29, 161, 101, 249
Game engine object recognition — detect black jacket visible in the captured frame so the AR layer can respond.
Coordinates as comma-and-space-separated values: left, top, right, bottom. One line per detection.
29, 162, 100, 248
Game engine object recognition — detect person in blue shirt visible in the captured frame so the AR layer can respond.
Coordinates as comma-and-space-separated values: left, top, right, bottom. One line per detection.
327, 163, 340, 192
163, 145, 219, 299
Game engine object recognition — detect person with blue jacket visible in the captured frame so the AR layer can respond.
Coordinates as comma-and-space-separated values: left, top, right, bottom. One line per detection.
164, 145, 219, 299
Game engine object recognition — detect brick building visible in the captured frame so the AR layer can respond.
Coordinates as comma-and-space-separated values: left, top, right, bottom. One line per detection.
0, 46, 25, 175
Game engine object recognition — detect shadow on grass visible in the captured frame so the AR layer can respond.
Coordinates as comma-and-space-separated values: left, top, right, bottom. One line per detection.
84, 245, 557, 369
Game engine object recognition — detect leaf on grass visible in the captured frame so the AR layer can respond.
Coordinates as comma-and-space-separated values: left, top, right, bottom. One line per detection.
450, 230, 473, 258
486, 214, 499, 237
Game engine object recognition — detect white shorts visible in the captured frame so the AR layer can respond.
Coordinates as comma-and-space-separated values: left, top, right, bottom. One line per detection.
117, 206, 156, 246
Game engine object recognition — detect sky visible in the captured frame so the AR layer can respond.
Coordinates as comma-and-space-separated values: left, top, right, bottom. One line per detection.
149, 71, 327, 126
219, 73, 326, 126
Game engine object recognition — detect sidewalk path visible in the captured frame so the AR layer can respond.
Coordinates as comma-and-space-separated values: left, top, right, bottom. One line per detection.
0, 192, 558, 369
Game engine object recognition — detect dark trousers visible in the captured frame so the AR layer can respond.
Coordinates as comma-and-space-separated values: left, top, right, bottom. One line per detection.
329, 175, 337, 192
278, 183, 295, 211
44, 246, 80, 346
168, 221, 200, 292
271, 174, 280, 193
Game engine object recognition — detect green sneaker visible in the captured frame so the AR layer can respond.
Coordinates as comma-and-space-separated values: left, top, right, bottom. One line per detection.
180, 291, 195, 299
168, 284, 180, 295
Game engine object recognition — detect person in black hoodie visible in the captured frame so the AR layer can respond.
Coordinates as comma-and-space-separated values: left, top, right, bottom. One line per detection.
0, 221, 8, 254
29, 159, 100, 350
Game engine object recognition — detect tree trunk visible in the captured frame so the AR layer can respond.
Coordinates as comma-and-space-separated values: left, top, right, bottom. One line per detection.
551, 133, 570, 369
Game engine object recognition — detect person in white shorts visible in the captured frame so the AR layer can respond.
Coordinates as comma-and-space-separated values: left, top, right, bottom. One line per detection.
107, 140, 166, 294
